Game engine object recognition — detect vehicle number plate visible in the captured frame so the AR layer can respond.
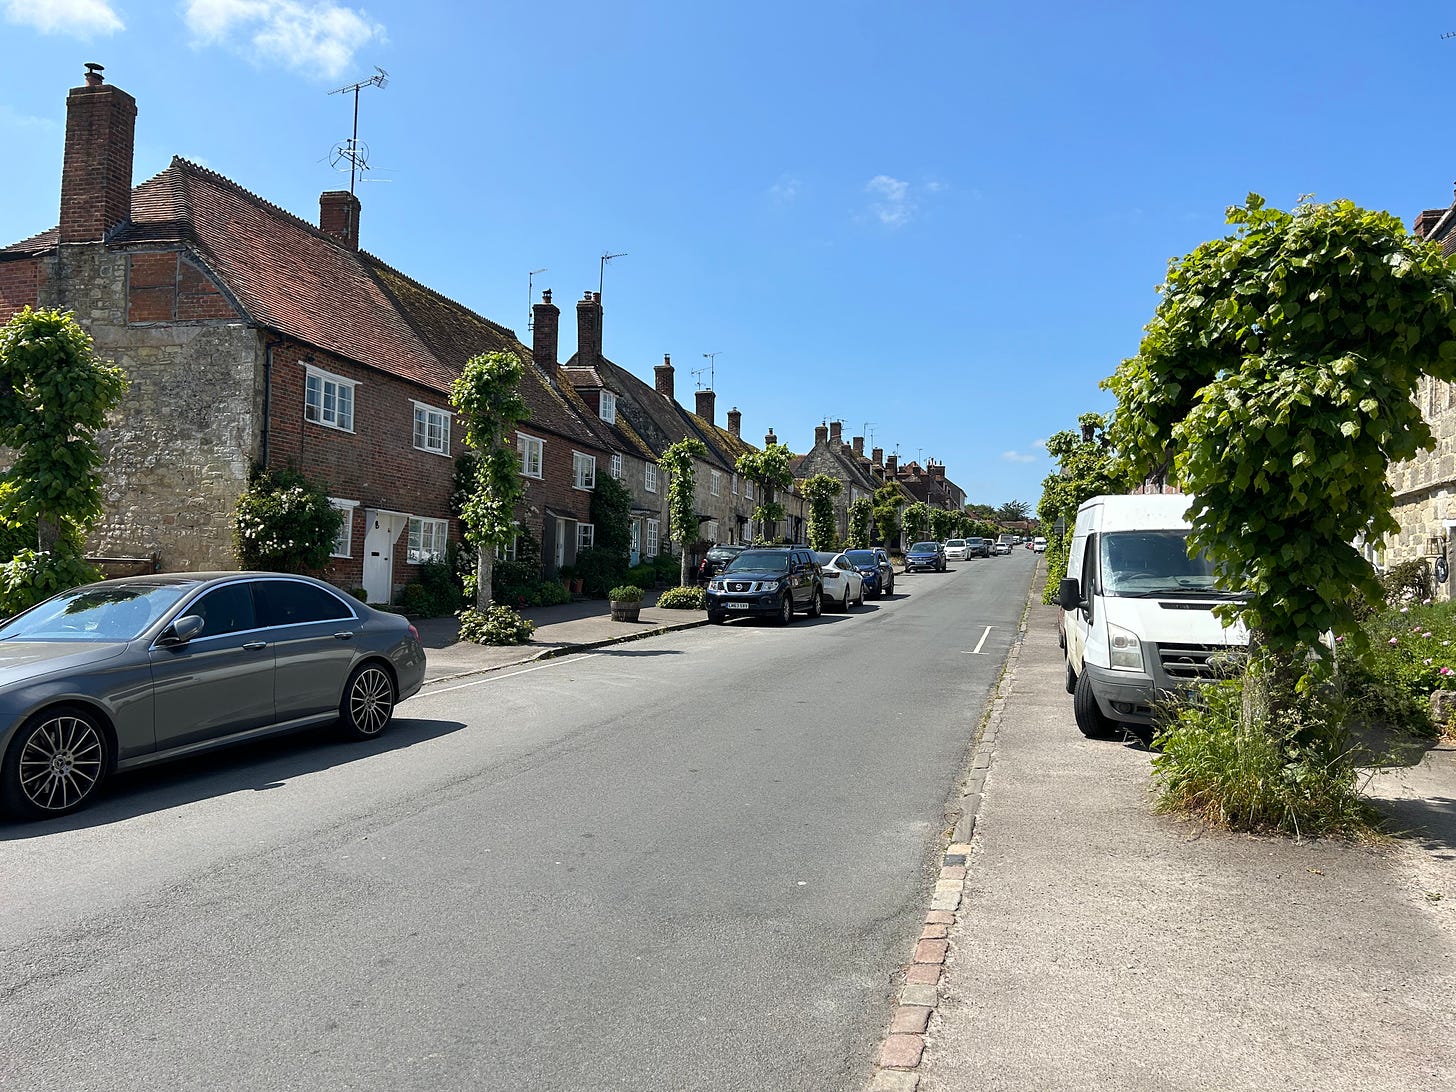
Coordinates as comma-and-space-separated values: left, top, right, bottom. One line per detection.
727, 602, 750, 610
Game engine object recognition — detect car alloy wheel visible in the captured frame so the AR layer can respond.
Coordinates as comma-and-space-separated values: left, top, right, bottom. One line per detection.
5, 707, 109, 819
778, 594, 794, 625
340, 663, 396, 739
807, 588, 822, 618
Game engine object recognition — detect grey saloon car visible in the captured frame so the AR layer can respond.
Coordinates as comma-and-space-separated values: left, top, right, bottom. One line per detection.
0, 572, 427, 820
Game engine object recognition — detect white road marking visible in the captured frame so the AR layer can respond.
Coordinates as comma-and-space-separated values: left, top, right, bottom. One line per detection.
961, 625, 994, 655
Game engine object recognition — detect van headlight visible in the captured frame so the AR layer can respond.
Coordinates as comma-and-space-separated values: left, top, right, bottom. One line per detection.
1107, 622, 1144, 671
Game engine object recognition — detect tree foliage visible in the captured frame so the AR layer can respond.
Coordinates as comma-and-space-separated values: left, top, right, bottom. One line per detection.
803, 474, 842, 551
736, 444, 795, 539
847, 496, 874, 549
995, 499, 1030, 522
660, 438, 708, 587
0, 308, 127, 613
903, 502, 932, 544
451, 351, 530, 608
1106, 194, 1456, 658
1036, 413, 1123, 603
872, 484, 902, 548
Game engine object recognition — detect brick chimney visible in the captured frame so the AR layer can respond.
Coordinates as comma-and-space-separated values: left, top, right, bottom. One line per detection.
319, 190, 360, 249
576, 291, 603, 370
814, 424, 829, 447
765, 427, 777, 446
695, 388, 716, 424
655, 354, 675, 400
727, 407, 741, 438
1415, 208, 1448, 239
872, 447, 883, 466
929, 462, 946, 480
886, 454, 898, 475
532, 289, 559, 368
853, 436, 865, 458
60, 64, 137, 244
829, 421, 843, 445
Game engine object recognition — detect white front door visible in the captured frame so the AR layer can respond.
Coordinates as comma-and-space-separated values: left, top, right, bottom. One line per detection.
555, 517, 567, 569
363, 510, 409, 604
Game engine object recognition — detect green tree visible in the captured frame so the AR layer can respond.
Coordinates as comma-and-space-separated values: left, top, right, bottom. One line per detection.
0, 308, 127, 613
995, 500, 1030, 522
234, 466, 343, 573
872, 484, 902, 548
1036, 414, 1122, 603
451, 351, 530, 609
736, 443, 795, 540
928, 506, 956, 542
660, 438, 708, 586
803, 474, 842, 551
903, 502, 932, 544
847, 496, 874, 549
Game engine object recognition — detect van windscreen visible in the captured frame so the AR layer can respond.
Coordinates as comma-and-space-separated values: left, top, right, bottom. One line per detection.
1098, 531, 1222, 596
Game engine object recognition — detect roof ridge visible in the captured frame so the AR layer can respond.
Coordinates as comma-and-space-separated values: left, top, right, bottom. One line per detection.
362, 251, 523, 343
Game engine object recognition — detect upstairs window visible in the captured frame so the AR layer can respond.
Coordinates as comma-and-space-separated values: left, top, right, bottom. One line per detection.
611, 453, 623, 479
573, 452, 596, 490
517, 433, 544, 479
600, 390, 617, 424
710, 470, 721, 497
412, 402, 451, 455
304, 366, 355, 432
645, 464, 659, 493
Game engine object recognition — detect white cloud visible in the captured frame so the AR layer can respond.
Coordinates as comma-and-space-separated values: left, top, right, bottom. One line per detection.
0, 104, 59, 131
4, 0, 123, 36
770, 175, 800, 203
184, 0, 386, 80
1000, 451, 1039, 464
866, 174, 913, 227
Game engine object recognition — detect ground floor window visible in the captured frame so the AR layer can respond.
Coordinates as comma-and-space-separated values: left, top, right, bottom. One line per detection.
646, 519, 659, 557
329, 498, 358, 558
577, 522, 595, 551
408, 516, 449, 564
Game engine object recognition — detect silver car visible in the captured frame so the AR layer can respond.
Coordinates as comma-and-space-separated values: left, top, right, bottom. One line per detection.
0, 572, 427, 820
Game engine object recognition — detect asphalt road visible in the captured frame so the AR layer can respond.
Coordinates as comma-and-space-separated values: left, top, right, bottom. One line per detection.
0, 551, 1036, 1091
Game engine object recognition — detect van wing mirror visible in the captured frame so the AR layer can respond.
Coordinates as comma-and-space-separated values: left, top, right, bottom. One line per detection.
1057, 578, 1082, 611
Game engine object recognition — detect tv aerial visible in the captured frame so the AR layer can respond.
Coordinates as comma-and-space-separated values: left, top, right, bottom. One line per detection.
695, 351, 721, 391
528, 268, 547, 333
328, 66, 389, 195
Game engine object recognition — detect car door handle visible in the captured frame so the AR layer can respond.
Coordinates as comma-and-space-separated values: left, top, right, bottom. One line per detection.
242, 641, 268, 651
333, 631, 355, 641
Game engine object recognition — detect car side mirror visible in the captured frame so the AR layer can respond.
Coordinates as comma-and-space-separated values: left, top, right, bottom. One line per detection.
1057, 578, 1082, 611
160, 614, 204, 645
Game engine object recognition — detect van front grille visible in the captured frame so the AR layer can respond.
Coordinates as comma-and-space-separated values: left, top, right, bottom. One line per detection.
1156, 643, 1243, 682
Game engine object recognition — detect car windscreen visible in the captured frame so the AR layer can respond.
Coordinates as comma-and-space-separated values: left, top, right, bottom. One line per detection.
724, 551, 791, 574
910, 542, 939, 552
812, 552, 839, 565
0, 583, 192, 642
844, 550, 876, 566
947, 540, 966, 547
1098, 531, 1221, 597
706, 548, 740, 562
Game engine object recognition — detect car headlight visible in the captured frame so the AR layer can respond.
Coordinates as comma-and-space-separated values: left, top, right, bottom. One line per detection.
1107, 622, 1144, 671
709, 579, 724, 591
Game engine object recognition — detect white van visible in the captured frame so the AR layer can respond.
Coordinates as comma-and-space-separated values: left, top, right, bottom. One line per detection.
1057, 494, 1246, 737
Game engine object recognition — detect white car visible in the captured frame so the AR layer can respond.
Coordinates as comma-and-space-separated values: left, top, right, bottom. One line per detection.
1032, 536, 1048, 553
812, 551, 865, 611
943, 538, 970, 561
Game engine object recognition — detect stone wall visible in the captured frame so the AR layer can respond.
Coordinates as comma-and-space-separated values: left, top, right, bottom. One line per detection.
1387, 377, 1456, 593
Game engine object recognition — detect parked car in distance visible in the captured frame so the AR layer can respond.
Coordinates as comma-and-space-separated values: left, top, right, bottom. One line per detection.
944, 538, 970, 561
992, 540, 1012, 555
0, 572, 427, 820
706, 546, 823, 625
842, 548, 894, 598
696, 544, 745, 585
813, 551, 865, 611
965, 537, 991, 558
1033, 536, 1048, 553
905, 541, 947, 573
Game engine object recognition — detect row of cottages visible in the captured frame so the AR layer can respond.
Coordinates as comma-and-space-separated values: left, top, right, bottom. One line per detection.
793, 421, 910, 542
0, 69, 806, 600
1383, 197, 1456, 591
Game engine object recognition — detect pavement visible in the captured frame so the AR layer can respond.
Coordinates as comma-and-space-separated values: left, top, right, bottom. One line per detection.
408, 569, 1456, 1091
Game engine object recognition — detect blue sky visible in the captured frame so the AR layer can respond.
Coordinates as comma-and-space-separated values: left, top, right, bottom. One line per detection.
5, 1, 1456, 509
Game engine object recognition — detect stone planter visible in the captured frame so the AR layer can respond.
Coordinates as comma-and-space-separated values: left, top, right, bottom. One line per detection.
610, 601, 641, 622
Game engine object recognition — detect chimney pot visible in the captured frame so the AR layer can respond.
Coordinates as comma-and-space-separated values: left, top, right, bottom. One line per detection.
872, 447, 883, 465
765, 428, 778, 446
655, 354, 675, 400
829, 421, 842, 444
853, 436, 864, 457
814, 424, 829, 446
727, 407, 742, 438
886, 454, 899, 474
533, 289, 561, 369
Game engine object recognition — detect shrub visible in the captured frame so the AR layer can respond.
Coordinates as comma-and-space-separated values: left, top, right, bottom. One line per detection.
1381, 559, 1434, 607
0, 549, 102, 617
528, 579, 572, 607
655, 584, 706, 610
572, 546, 628, 598
608, 584, 644, 603
348, 586, 368, 601
1152, 676, 1379, 839
1344, 599, 1456, 735
234, 467, 342, 573
457, 603, 535, 645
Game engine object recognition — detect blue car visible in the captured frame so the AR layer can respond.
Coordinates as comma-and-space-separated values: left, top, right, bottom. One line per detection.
842, 548, 894, 599
905, 541, 947, 573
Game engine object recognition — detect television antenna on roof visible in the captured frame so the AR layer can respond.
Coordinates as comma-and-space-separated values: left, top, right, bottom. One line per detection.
694, 351, 721, 391
599, 251, 628, 295
328, 66, 389, 196
528, 268, 547, 333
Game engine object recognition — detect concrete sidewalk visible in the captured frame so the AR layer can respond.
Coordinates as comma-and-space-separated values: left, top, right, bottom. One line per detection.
881, 590, 1456, 1091
412, 587, 709, 682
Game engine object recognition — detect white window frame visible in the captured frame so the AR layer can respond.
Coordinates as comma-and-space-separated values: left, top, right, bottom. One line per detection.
732, 473, 739, 496
577, 522, 595, 551
746, 480, 754, 501
611, 453, 623, 479
412, 401, 452, 456
646, 519, 660, 557
407, 516, 450, 564
711, 469, 721, 497
631, 520, 641, 554
329, 498, 358, 559
304, 364, 356, 432
645, 464, 658, 493
517, 432, 544, 479
573, 451, 596, 491
600, 390, 617, 424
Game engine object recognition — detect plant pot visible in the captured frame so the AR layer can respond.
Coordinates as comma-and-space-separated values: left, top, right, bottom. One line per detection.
610, 601, 641, 622
571, 578, 584, 594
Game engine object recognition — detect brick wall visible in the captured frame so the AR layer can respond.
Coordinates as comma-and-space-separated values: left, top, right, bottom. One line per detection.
514, 422, 612, 572
0, 257, 41, 318
127, 251, 240, 324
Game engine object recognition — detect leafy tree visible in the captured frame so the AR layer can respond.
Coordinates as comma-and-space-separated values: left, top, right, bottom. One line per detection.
451, 350, 529, 609
995, 499, 1030, 522
872, 483, 902, 548
1036, 413, 1122, 602
928, 506, 956, 542
0, 308, 127, 613
803, 474, 842, 551
660, 437, 708, 586
965, 502, 997, 521
903, 502, 932, 544
234, 467, 343, 573
589, 473, 633, 563
736, 443, 795, 540
847, 496, 873, 549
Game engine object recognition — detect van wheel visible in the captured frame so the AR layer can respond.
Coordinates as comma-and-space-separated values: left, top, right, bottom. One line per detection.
1073, 670, 1117, 738
1064, 658, 1077, 695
